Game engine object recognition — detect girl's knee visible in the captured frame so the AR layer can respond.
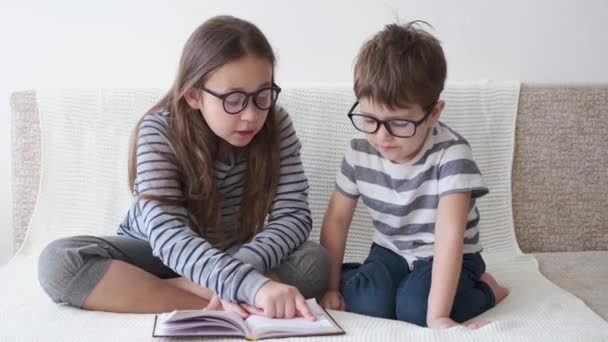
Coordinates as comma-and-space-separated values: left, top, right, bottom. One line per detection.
38, 236, 110, 306
298, 241, 331, 272
294, 242, 331, 298
38, 238, 80, 303
276, 242, 330, 299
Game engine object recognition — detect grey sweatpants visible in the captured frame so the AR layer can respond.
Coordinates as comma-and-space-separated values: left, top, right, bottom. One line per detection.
38, 235, 330, 308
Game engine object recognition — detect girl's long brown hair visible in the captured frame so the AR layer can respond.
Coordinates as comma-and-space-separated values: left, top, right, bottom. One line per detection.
128, 16, 280, 250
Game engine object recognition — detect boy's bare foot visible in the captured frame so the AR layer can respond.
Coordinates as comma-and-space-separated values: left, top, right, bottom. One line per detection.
480, 272, 509, 304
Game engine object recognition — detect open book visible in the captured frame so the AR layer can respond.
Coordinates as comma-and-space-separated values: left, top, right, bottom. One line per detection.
152, 298, 344, 340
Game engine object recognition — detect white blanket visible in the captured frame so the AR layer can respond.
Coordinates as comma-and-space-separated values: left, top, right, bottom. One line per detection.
1, 82, 607, 341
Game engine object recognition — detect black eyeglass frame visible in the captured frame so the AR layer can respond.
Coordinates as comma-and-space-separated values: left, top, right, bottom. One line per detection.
200, 83, 282, 114
346, 101, 437, 138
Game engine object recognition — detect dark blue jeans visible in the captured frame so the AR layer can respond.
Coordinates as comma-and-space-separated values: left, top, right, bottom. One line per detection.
341, 243, 495, 326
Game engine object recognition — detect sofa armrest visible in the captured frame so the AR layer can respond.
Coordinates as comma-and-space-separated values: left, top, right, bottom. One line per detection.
10, 91, 40, 251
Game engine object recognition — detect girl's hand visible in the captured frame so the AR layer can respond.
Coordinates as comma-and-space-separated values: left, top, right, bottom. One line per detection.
320, 290, 346, 311
254, 281, 316, 320
205, 294, 264, 319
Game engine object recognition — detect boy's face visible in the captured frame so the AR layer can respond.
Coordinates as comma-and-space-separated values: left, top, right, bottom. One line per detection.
356, 97, 444, 164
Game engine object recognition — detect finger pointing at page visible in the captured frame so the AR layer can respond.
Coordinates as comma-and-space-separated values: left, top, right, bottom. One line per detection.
296, 294, 316, 321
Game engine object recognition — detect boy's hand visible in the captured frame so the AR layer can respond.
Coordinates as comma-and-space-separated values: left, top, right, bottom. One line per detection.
427, 317, 459, 329
204, 294, 264, 319
320, 290, 346, 311
254, 280, 316, 321
427, 316, 489, 329
464, 320, 490, 329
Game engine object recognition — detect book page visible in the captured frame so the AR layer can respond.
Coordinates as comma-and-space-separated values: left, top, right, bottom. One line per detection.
246, 299, 342, 339
155, 321, 243, 337
153, 310, 249, 337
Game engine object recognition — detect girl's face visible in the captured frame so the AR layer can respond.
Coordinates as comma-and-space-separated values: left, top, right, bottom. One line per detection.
186, 55, 274, 148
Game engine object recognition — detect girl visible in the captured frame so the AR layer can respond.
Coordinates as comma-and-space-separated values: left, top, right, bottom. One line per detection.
38, 15, 330, 320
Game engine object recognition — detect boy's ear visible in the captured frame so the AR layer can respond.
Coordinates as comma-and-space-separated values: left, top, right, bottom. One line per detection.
184, 88, 202, 110
429, 100, 446, 123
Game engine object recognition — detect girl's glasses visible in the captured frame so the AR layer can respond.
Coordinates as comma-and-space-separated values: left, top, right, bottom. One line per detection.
201, 83, 281, 114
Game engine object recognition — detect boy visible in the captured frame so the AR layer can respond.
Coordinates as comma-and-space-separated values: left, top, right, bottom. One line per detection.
319, 21, 508, 329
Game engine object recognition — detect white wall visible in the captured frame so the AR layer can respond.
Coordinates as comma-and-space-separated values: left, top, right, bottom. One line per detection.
1, 0, 607, 263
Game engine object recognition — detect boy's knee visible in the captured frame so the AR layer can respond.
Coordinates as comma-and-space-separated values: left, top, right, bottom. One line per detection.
345, 293, 396, 319
38, 236, 111, 306
342, 283, 395, 319
341, 264, 397, 319
276, 241, 330, 299
395, 292, 428, 326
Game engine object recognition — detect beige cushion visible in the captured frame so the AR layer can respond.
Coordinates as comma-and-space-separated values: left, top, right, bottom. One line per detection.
513, 85, 608, 252
535, 251, 608, 320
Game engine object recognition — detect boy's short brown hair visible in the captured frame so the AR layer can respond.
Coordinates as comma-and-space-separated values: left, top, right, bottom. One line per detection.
354, 21, 447, 111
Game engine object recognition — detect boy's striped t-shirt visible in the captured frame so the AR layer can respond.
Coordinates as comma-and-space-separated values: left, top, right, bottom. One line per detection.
336, 121, 489, 268
117, 108, 311, 305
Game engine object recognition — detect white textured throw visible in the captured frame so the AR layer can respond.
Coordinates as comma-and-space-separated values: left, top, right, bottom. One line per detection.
1, 82, 607, 341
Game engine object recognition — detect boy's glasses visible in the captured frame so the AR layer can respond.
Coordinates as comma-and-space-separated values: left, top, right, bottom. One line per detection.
201, 83, 281, 114
347, 101, 435, 138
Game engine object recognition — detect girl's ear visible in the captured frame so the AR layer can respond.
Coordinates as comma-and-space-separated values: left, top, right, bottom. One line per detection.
429, 100, 445, 123
184, 88, 202, 110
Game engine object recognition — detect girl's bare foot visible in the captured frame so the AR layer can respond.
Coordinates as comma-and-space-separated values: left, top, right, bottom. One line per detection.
480, 272, 509, 304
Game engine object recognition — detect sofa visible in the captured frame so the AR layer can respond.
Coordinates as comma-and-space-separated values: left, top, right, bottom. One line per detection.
3, 83, 607, 341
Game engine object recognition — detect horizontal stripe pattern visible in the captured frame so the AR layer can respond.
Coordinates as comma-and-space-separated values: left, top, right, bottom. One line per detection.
118, 108, 311, 304
336, 121, 488, 267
